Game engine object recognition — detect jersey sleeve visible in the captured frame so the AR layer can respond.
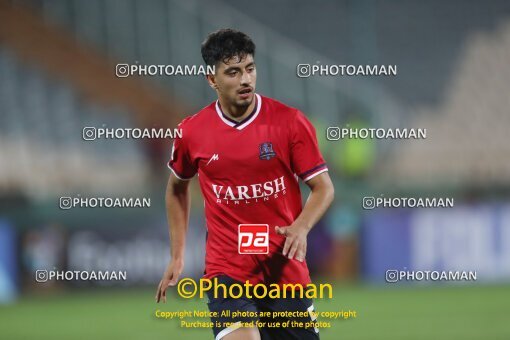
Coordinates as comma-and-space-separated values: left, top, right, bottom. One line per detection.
290, 110, 328, 182
167, 119, 197, 180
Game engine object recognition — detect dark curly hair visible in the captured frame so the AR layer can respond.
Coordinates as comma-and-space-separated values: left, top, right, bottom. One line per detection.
201, 29, 256, 67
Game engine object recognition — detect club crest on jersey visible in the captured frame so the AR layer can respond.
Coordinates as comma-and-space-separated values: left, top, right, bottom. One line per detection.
259, 142, 276, 160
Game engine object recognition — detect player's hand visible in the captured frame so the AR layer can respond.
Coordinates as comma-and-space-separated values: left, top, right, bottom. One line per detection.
275, 224, 309, 262
155, 259, 184, 303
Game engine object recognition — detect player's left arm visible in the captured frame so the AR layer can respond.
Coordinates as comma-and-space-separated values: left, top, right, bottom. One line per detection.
275, 172, 334, 262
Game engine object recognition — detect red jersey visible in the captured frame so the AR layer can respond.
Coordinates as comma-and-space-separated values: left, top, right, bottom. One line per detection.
168, 94, 328, 286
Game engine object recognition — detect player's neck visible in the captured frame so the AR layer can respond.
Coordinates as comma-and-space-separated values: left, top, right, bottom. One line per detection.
218, 96, 257, 123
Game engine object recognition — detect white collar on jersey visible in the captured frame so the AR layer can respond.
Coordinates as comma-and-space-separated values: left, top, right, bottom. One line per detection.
215, 93, 262, 130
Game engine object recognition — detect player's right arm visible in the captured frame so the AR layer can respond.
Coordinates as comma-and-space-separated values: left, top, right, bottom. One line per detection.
155, 172, 191, 303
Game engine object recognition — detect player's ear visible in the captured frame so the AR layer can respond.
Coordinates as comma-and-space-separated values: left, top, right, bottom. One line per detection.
206, 74, 218, 89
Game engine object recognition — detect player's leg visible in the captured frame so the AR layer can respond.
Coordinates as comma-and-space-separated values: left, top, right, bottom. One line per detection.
206, 275, 261, 340
222, 327, 261, 340
257, 295, 320, 340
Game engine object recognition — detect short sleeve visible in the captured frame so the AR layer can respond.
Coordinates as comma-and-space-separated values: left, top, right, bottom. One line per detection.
290, 110, 328, 182
167, 121, 197, 180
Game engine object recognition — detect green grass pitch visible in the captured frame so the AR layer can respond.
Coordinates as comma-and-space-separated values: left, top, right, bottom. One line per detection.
0, 283, 509, 339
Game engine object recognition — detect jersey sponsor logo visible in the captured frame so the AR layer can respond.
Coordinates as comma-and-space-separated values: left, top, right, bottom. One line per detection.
206, 154, 219, 165
259, 142, 276, 160
211, 176, 287, 205
238, 224, 269, 254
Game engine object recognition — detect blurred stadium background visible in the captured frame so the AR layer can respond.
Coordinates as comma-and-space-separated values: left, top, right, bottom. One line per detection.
1, 0, 510, 339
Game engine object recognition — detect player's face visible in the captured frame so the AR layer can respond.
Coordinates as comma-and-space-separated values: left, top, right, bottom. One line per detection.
209, 54, 257, 108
